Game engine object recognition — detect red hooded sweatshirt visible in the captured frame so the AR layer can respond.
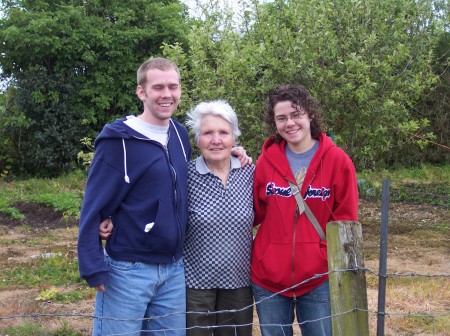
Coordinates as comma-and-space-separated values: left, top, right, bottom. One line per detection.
251, 133, 358, 298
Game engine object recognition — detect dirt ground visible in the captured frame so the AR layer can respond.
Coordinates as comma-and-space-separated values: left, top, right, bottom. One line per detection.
0, 198, 448, 335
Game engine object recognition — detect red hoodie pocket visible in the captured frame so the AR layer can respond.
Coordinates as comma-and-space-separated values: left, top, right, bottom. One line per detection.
254, 242, 293, 287
293, 241, 328, 286
253, 240, 328, 290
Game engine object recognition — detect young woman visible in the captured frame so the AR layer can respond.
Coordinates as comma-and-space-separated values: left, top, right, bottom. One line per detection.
251, 84, 358, 336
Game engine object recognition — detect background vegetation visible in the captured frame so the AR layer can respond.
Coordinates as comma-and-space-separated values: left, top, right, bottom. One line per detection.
0, 0, 190, 176
0, 3, 447, 334
0, 0, 449, 176
0, 164, 448, 334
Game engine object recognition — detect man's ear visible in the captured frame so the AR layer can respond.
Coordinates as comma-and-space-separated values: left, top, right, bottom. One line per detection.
136, 85, 145, 100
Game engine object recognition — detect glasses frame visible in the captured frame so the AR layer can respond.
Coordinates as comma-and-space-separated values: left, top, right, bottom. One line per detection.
274, 110, 306, 124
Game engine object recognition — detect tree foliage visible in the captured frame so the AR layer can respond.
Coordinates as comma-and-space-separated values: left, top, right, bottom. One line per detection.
164, 0, 447, 169
412, 31, 450, 165
0, 0, 190, 176
1, 0, 447, 176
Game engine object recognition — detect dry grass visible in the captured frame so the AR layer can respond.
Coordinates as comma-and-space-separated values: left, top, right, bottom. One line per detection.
0, 198, 448, 335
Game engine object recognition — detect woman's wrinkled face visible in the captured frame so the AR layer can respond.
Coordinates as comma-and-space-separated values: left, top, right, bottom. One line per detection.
198, 115, 234, 166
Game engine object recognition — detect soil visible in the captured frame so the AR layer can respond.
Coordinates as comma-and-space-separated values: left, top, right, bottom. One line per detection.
0, 202, 79, 229
0, 198, 449, 335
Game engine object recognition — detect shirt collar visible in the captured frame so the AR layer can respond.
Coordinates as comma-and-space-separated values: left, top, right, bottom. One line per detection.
195, 155, 240, 175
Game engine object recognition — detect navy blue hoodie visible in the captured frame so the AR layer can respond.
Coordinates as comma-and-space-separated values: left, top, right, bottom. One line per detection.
77, 117, 192, 287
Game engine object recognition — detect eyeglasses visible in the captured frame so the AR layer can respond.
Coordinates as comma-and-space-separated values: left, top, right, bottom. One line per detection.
274, 111, 306, 124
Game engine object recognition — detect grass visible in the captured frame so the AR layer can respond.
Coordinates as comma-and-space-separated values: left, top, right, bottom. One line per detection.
3, 320, 85, 336
53, 287, 95, 303
357, 164, 449, 207
0, 170, 86, 222
0, 164, 447, 222
0, 164, 448, 335
1, 254, 83, 288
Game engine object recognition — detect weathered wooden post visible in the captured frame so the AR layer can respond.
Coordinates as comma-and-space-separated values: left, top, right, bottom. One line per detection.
327, 221, 369, 336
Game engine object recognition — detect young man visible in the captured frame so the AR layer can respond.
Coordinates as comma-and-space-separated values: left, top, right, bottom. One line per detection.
77, 58, 191, 335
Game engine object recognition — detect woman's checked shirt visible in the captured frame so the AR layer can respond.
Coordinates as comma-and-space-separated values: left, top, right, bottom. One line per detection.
184, 156, 255, 289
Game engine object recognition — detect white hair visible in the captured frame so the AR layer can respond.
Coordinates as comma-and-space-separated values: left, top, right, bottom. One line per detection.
186, 100, 241, 144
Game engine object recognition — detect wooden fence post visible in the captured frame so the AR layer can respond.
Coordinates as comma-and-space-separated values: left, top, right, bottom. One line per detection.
327, 221, 369, 336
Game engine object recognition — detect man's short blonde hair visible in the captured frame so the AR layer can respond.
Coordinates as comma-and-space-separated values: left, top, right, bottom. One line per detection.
137, 58, 180, 88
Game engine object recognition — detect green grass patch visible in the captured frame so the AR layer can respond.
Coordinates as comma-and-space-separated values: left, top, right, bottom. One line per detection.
0, 198, 26, 219
34, 286, 94, 303
357, 164, 449, 183
0, 236, 43, 247
0, 170, 86, 221
1, 254, 82, 289
54, 287, 95, 303
2, 320, 84, 336
434, 221, 450, 234
357, 164, 449, 206
394, 314, 450, 335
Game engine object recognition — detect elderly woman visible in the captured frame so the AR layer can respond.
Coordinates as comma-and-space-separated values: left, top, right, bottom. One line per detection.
184, 100, 254, 336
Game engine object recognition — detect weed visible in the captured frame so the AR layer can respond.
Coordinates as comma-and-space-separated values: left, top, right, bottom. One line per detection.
31, 193, 82, 222
0, 171, 85, 222
435, 221, 449, 234
358, 178, 377, 197
35, 287, 60, 301
394, 314, 450, 334
0, 198, 25, 219
2, 321, 48, 336
357, 165, 449, 206
1, 254, 82, 289
54, 287, 95, 303
3, 320, 84, 336
0, 236, 43, 247
53, 321, 86, 336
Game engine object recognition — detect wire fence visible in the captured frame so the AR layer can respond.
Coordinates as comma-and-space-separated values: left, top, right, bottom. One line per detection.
1, 267, 449, 335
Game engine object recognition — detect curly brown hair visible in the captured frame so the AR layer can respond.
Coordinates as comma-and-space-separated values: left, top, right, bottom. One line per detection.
265, 84, 325, 142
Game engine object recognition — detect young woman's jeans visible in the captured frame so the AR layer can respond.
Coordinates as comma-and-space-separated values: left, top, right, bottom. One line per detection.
252, 280, 332, 336
93, 256, 186, 336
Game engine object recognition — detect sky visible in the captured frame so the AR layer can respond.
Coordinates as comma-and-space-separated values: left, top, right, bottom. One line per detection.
183, 0, 245, 18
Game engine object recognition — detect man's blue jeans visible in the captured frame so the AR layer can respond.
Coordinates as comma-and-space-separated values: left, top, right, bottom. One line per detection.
93, 256, 186, 336
252, 280, 332, 336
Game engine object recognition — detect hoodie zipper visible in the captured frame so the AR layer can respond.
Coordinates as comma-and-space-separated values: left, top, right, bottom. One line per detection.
164, 131, 183, 261
292, 207, 299, 300
290, 173, 315, 300
132, 132, 181, 261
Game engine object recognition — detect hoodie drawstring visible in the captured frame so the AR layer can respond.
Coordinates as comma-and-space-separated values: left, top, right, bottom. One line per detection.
122, 139, 130, 183
170, 119, 187, 162
121, 120, 186, 184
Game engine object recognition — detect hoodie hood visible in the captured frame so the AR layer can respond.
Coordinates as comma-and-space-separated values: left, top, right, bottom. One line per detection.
94, 118, 139, 148
94, 117, 189, 184
94, 118, 138, 184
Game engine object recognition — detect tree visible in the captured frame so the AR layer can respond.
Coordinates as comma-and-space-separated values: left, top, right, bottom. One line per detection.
412, 31, 450, 165
164, 0, 445, 169
0, 0, 190, 176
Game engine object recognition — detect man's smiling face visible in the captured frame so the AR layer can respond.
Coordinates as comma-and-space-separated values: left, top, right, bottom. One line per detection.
136, 68, 181, 126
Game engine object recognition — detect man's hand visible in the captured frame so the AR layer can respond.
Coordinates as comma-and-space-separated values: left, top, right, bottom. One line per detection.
99, 218, 113, 240
95, 284, 106, 292
231, 146, 252, 167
